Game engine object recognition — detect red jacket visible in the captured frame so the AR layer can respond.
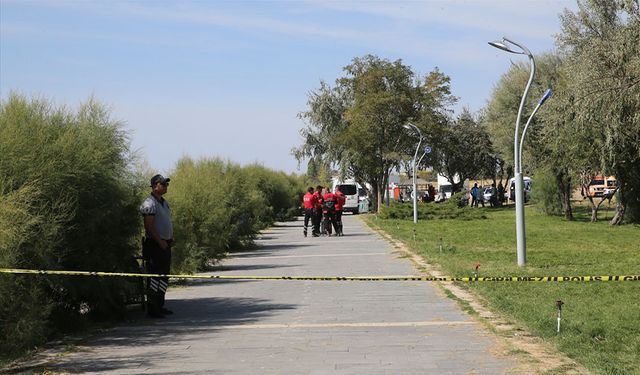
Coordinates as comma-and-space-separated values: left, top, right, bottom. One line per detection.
313, 191, 323, 209
303, 192, 316, 209
334, 191, 345, 211
322, 192, 336, 213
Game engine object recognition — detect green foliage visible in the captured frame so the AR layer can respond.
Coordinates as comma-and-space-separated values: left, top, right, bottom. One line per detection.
367, 207, 640, 375
430, 109, 498, 192
557, 0, 640, 223
167, 158, 304, 274
531, 168, 563, 216
294, 55, 457, 211
0, 94, 141, 355
377, 198, 485, 221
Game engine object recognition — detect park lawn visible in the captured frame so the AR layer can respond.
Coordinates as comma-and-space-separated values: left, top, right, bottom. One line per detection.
364, 206, 639, 375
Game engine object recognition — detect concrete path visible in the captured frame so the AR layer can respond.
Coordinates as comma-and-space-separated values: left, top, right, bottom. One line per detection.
38, 215, 526, 374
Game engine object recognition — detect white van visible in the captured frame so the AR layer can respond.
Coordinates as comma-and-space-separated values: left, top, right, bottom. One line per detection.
332, 179, 366, 214
435, 174, 457, 201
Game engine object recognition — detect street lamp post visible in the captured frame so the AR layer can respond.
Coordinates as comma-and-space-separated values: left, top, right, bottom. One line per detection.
488, 37, 538, 267
403, 123, 423, 224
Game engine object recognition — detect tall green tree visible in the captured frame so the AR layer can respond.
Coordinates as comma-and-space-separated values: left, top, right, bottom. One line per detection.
294, 55, 456, 210
557, 0, 640, 224
428, 109, 497, 192
484, 53, 577, 219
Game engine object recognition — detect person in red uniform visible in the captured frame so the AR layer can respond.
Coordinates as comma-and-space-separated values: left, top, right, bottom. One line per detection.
322, 188, 337, 236
302, 187, 316, 237
333, 186, 346, 236
312, 185, 324, 237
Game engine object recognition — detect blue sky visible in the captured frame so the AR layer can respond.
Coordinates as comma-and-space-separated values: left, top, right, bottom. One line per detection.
1, 0, 577, 174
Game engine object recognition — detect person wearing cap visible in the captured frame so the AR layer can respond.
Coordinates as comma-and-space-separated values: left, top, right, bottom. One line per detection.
140, 174, 174, 318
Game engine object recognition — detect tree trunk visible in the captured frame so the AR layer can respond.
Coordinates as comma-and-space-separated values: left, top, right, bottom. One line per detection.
383, 169, 390, 207
556, 171, 574, 221
610, 202, 625, 225
610, 188, 625, 225
590, 197, 598, 222
372, 181, 380, 213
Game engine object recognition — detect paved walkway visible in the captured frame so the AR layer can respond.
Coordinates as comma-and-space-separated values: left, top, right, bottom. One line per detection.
36, 215, 526, 374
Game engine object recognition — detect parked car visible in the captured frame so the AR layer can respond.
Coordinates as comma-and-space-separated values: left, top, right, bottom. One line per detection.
482, 187, 494, 203
482, 186, 501, 206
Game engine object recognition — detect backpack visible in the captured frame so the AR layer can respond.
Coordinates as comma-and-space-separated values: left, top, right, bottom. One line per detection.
324, 199, 336, 212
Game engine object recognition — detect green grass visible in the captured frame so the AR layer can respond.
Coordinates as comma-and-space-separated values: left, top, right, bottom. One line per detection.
365, 204, 640, 375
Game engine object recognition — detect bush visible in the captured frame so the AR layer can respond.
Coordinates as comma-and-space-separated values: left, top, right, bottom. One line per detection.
531, 168, 562, 216
167, 158, 304, 273
0, 94, 141, 355
0, 94, 305, 355
378, 197, 485, 221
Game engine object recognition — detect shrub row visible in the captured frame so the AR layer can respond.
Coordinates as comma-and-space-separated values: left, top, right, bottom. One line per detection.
377, 193, 486, 221
168, 157, 304, 274
0, 94, 303, 356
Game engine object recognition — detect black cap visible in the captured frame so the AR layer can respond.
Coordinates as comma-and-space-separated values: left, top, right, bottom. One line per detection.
150, 174, 171, 187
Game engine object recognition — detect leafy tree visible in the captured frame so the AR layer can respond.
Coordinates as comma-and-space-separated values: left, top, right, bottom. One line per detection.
294, 56, 456, 210
557, 0, 640, 224
485, 53, 576, 219
428, 109, 497, 192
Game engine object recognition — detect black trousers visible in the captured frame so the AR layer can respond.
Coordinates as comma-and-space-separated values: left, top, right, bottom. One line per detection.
334, 210, 343, 234
143, 238, 171, 313
322, 211, 336, 234
312, 208, 322, 235
304, 208, 314, 235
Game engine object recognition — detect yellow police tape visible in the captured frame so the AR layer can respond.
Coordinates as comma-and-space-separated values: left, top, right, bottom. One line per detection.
1, 268, 639, 282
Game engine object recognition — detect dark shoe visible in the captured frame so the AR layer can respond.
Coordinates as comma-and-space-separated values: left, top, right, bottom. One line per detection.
160, 308, 173, 315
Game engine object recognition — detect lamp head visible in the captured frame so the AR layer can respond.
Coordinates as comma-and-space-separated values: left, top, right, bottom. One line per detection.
539, 88, 553, 105
488, 38, 526, 55
488, 40, 511, 52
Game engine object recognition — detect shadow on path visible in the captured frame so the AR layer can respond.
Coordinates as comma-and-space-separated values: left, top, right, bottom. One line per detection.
9, 297, 297, 374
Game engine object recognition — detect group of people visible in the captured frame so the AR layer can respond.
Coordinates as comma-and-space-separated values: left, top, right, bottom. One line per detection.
470, 182, 505, 208
302, 185, 346, 237
421, 184, 437, 203
399, 184, 437, 203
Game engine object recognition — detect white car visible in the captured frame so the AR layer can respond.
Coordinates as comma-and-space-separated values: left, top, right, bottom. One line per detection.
482, 187, 494, 203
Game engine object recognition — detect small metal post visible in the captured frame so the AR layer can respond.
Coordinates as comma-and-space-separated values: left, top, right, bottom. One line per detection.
556, 300, 564, 333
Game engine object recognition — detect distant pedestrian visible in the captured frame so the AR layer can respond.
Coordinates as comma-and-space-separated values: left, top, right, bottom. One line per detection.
313, 186, 324, 236
302, 187, 316, 237
497, 183, 505, 205
334, 186, 346, 236
489, 183, 498, 207
471, 183, 479, 207
428, 184, 436, 202
140, 174, 174, 318
322, 188, 337, 236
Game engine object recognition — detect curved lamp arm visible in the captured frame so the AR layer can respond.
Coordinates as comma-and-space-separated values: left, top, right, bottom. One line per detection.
518, 89, 552, 166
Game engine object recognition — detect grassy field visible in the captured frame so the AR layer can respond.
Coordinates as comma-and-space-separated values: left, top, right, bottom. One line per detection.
364, 203, 639, 375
